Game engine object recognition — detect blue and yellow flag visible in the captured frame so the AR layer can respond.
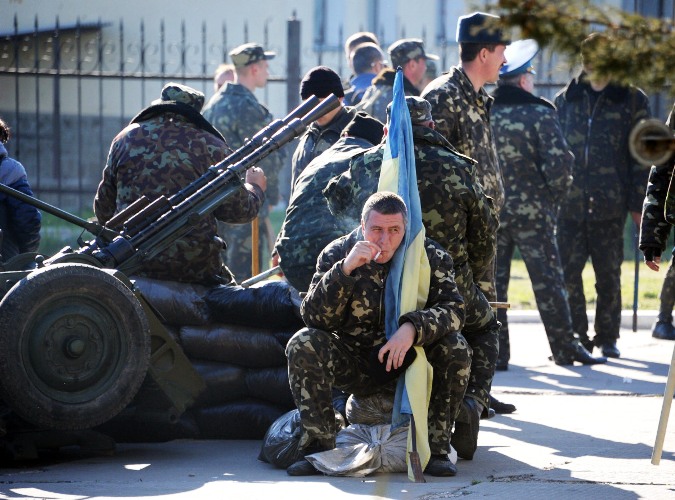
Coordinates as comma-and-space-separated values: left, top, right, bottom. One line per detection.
378, 68, 432, 480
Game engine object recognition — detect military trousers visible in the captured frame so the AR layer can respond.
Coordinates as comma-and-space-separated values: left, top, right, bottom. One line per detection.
557, 216, 625, 343
452, 263, 500, 409
285, 327, 471, 454
496, 218, 577, 363
659, 252, 675, 321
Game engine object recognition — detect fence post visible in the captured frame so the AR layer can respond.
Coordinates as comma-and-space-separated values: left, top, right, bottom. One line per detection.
286, 12, 301, 114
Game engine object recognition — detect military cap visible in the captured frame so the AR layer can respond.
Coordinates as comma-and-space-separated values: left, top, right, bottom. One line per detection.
229, 43, 276, 69
152, 82, 205, 111
386, 96, 433, 124
456, 12, 511, 45
388, 38, 439, 69
500, 39, 539, 78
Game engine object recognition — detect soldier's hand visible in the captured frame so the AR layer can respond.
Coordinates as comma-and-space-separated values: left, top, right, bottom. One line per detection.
643, 246, 662, 272
246, 166, 267, 192
378, 322, 415, 371
342, 240, 380, 276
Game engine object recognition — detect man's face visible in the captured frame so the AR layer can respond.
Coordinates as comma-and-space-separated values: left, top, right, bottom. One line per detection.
361, 210, 406, 264
254, 60, 269, 88
485, 44, 507, 84
404, 57, 427, 87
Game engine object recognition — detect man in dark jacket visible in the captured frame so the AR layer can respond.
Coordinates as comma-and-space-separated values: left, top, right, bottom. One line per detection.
555, 32, 651, 358
0, 117, 41, 262
94, 82, 266, 285
491, 40, 606, 367
286, 191, 467, 477
639, 101, 675, 340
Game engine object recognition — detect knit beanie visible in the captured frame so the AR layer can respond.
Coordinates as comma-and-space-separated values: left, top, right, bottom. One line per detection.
300, 66, 345, 100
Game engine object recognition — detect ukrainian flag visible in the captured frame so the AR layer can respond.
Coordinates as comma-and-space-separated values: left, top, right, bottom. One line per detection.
378, 68, 432, 481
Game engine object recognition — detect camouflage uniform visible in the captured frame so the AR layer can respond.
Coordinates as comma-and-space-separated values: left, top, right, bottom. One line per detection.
286, 228, 468, 452
94, 83, 264, 285
202, 81, 285, 280
359, 68, 420, 124
290, 106, 357, 190
491, 84, 579, 364
555, 73, 651, 347
640, 102, 675, 325
422, 66, 503, 301
324, 124, 500, 409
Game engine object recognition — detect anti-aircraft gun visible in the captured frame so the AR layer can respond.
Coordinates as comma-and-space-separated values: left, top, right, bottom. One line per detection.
0, 95, 339, 441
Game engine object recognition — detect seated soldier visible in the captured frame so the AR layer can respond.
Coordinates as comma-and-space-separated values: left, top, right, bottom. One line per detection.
285, 191, 470, 477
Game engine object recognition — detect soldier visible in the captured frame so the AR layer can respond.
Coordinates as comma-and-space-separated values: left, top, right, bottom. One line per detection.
640, 101, 675, 341
359, 38, 438, 123
343, 43, 386, 107
491, 40, 606, 368
94, 82, 266, 285
285, 191, 467, 477
555, 33, 651, 358
324, 96, 503, 459
343, 31, 380, 72
202, 42, 285, 280
274, 111, 384, 292
290, 66, 357, 190
0, 116, 41, 262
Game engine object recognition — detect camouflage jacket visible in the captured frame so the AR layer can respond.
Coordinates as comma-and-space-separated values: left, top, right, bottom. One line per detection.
490, 85, 574, 226
359, 68, 420, 124
290, 106, 357, 190
301, 227, 465, 351
639, 102, 675, 253
275, 135, 376, 292
94, 105, 264, 285
202, 82, 285, 205
422, 66, 504, 210
554, 73, 651, 221
324, 125, 498, 282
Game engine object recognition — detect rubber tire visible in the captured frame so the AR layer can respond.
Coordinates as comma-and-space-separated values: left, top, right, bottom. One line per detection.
0, 263, 150, 430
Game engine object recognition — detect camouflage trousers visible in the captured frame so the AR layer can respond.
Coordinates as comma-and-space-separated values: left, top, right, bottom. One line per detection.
659, 255, 675, 321
496, 219, 577, 363
557, 217, 625, 343
453, 263, 500, 409
286, 327, 471, 454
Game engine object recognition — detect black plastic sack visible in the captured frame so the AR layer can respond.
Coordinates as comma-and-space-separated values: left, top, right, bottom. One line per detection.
258, 408, 346, 469
205, 280, 304, 329
246, 367, 294, 408
179, 324, 292, 368
192, 398, 286, 439
190, 360, 248, 407
132, 276, 211, 326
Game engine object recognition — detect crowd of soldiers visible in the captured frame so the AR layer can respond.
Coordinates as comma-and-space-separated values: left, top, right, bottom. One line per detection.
3, 8, 667, 480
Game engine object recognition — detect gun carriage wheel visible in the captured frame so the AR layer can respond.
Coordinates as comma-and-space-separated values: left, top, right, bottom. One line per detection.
0, 263, 150, 430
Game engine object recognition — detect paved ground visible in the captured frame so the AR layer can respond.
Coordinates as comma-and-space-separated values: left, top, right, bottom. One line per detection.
1, 311, 674, 499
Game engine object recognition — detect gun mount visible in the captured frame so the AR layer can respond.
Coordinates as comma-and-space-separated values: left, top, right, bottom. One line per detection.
0, 95, 340, 438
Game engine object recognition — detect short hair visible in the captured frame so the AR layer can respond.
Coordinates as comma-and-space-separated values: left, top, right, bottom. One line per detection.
352, 42, 385, 74
344, 31, 379, 58
0, 117, 10, 144
580, 32, 611, 66
459, 42, 498, 63
361, 191, 408, 226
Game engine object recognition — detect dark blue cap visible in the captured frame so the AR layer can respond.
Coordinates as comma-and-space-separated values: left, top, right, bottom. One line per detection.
456, 12, 511, 45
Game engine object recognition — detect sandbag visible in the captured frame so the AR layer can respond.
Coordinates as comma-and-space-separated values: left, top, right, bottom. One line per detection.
179, 324, 292, 368
258, 408, 346, 469
205, 280, 304, 329
306, 423, 408, 476
96, 412, 200, 443
190, 360, 248, 407
192, 399, 286, 439
245, 367, 294, 408
346, 390, 396, 426
132, 276, 211, 326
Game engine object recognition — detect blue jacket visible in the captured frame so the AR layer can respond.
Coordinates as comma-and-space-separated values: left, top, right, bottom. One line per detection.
0, 143, 41, 260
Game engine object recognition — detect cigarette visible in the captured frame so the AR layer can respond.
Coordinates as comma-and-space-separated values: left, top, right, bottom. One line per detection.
373, 250, 381, 261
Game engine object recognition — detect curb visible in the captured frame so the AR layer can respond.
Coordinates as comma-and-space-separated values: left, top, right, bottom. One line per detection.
507, 309, 658, 330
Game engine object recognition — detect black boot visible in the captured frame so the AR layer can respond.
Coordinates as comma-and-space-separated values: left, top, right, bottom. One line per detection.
286, 445, 326, 476
555, 342, 607, 366
652, 319, 675, 340
451, 398, 480, 460
489, 394, 516, 414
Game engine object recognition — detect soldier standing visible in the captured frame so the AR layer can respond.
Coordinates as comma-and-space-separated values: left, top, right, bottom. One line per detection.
94, 83, 266, 285
202, 43, 284, 280
555, 33, 651, 358
359, 39, 438, 123
491, 40, 606, 368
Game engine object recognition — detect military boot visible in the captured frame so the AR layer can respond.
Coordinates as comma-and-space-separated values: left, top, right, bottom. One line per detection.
652, 314, 675, 340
